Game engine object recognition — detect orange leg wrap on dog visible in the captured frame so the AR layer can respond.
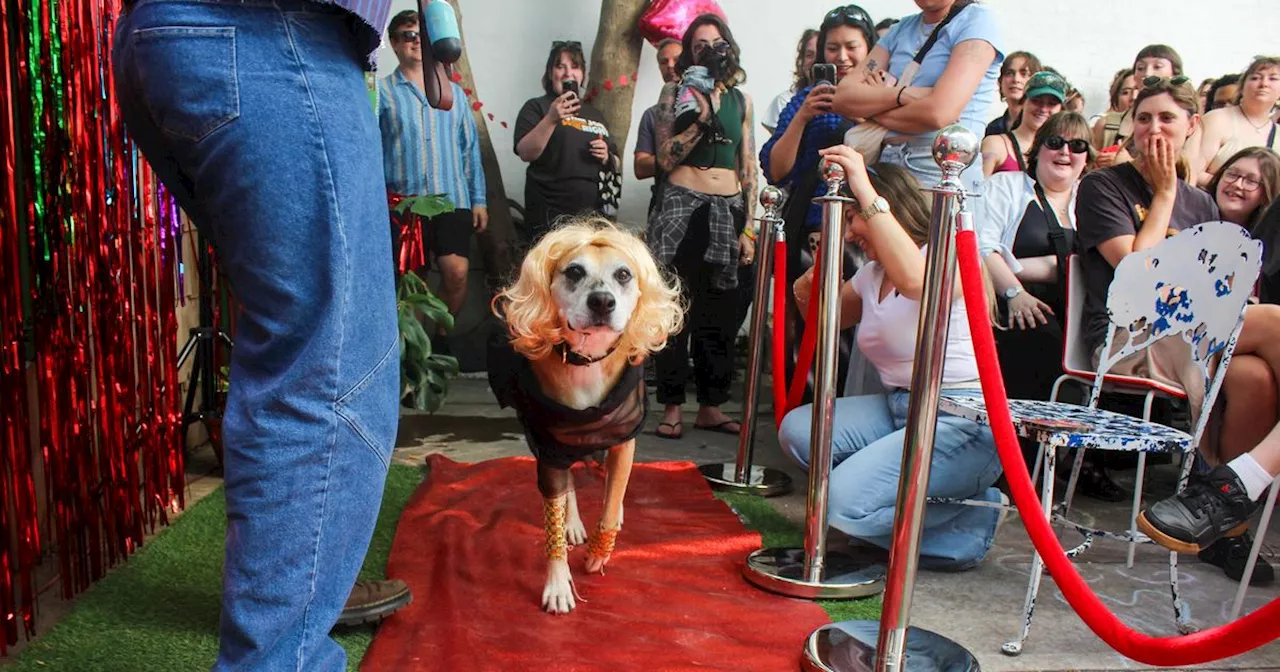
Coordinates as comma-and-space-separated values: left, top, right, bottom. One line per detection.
586, 523, 618, 561
544, 495, 569, 561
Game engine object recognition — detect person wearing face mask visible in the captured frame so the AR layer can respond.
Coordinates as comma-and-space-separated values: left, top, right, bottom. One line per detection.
1095, 44, 1185, 171
1092, 68, 1138, 151
514, 41, 620, 245
648, 13, 758, 439
981, 71, 1066, 177
1079, 78, 1280, 585
1209, 147, 1280, 232
1198, 57, 1280, 187
761, 29, 819, 135
986, 51, 1042, 138
761, 4, 878, 398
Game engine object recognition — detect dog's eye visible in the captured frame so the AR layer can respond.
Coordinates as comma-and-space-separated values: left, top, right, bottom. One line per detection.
563, 265, 586, 282
614, 268, 633, 284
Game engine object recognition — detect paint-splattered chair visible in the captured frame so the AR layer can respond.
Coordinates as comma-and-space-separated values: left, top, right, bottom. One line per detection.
939, 221, 1262, 654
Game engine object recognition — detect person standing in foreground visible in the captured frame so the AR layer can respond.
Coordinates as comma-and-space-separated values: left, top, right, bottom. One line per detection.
113, 0, 411, 667
634, 38, 684, 213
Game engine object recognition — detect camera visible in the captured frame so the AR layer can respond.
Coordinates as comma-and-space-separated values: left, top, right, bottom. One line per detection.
811, 63, 837, 87
562, 79, 579, 98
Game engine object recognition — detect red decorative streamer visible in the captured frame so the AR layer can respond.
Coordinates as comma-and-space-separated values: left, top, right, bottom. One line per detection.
0, 0, 185, 650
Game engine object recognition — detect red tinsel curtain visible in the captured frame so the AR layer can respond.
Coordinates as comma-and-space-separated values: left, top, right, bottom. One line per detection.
0, 0, 186, 650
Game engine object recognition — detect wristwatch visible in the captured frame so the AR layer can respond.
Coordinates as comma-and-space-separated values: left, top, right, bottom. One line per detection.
860, 196, 891, 220
1004, 286, 1024, 299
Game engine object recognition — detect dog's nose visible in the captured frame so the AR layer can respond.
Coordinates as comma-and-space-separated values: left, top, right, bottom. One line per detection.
587, 291, 616, 316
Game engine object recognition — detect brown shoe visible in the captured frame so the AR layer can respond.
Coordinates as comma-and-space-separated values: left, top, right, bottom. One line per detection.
335, 579, 412, 627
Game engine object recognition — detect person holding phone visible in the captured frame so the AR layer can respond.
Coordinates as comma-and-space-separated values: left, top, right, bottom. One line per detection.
515, 41, 619, 245
760, 3, 879, 397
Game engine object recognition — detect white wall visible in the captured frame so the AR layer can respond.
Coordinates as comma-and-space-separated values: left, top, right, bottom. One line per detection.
377, 0, 1279, 228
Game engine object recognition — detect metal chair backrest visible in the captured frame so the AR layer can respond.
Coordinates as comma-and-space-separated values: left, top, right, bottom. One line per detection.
1092, 222, 1263, 446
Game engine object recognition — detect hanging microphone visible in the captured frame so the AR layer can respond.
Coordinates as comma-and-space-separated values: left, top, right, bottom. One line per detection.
421, 0, 462, 65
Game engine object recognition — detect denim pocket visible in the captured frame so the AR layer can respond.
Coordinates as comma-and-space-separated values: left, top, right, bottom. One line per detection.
335, 339, 400, 468
131, 26, 239, 142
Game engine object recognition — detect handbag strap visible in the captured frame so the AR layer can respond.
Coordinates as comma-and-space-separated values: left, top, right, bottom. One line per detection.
1033, 181, 1071, 289
1007, 133, 1027, 172
1268, 122, 1278, 152
913, 0, 971, 64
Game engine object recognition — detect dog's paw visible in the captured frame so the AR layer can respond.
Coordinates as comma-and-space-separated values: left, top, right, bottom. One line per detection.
584, 525, 618, 575
541, 560, 577, 614
566, 515, 588, 546
585, 551, 612, 575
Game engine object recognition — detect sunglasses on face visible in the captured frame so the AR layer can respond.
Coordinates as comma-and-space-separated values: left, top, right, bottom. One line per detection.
1044, 136, 1090, 154
393, 30, 420, 43
1222, 169, 1262, 191
1142, 75, 1191, 89
693, 40, 731, 55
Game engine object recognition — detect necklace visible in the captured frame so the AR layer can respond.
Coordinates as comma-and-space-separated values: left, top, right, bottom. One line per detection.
1241, 105, 1273, 132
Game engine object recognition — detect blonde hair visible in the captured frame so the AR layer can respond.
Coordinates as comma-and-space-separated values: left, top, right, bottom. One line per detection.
493, 218, 685, 362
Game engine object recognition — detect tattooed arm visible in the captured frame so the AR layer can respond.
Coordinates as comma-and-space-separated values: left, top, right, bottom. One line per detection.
737, 91, 758, 226
656, 81, 709, 173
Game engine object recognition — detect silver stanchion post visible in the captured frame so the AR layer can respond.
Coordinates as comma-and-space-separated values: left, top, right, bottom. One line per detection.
741, 161, 886, 600
701, 186, 793, 497
800, 125, 983, 672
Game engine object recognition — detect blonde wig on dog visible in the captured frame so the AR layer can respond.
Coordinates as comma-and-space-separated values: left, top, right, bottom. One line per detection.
494, 218, 684, 362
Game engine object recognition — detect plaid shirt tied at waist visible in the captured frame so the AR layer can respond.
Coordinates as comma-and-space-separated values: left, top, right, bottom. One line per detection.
647, 183, 743, 290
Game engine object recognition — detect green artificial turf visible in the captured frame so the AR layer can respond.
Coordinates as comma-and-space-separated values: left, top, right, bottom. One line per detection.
7, 466, 873, 671
8, 464, 426, 672
718, 493, 883, 623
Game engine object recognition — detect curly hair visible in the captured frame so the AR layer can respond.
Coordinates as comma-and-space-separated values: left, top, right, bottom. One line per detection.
493, 218, 684, 363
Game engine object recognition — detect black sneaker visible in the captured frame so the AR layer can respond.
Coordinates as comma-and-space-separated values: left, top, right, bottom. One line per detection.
1138, 465, 1261, 554
1198, 533, 1275, 586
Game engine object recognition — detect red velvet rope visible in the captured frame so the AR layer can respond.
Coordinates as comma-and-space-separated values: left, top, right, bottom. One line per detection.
771, 238, 788, 428
786, 240, 823, 413
954, 227, 1280, 665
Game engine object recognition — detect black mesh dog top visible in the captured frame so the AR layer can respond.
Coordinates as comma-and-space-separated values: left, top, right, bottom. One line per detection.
487, 335, 647, 469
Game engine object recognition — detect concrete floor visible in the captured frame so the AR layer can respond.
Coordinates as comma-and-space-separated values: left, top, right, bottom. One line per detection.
396, 377, 1280, 672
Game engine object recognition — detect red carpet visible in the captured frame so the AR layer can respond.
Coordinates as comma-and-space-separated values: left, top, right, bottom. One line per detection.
361, 454, 830, 671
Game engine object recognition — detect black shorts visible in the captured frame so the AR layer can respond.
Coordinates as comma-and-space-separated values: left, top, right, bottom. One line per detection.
423, 208, 473, 259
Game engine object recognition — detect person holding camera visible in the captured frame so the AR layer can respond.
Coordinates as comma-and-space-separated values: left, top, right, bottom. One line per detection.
514, 41, 620, 244
760, 3, 879, 397
648, 13, 757, 439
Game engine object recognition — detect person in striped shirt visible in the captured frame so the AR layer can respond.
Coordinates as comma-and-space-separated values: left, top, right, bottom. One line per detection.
379, 9, 488, 348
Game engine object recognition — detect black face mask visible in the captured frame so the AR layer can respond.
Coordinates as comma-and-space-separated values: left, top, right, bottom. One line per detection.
698, 44, 735, 81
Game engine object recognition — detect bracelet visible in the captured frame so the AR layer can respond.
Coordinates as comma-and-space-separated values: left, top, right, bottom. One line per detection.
743, 227, 758, 240
896, 87, 907, 107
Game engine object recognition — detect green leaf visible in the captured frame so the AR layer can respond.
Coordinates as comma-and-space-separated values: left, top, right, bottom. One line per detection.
407, 194, 456, 219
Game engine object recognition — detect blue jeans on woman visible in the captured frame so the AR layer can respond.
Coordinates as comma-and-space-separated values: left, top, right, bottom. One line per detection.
881, 135, 986, 195
779, 390, 1003, 570
113, 1, 399, 669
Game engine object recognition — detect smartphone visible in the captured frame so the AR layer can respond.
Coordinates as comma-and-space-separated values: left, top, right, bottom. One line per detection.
562, 79, 579, 98
811, 63, 837, 87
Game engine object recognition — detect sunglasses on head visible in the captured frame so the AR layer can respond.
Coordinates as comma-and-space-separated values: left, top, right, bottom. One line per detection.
1142, 75, 1191, 89
552, 40, 582, 50
1044, 136, 1090, 154
393, 30, 420, 42
823, 4, 873, 29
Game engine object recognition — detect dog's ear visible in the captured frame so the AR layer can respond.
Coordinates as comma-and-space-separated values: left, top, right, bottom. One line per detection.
496, 234, 565, 360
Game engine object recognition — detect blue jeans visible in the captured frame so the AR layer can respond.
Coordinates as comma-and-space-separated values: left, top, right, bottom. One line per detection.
881, 136, 986, 196
779, 390, 1003, 570
113, 1, 399, 669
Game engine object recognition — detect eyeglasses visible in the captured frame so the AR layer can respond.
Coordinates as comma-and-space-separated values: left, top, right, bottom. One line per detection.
552, 40, 582, 50
823, 4, 873, 29
1142, 75, 1191, 89
393, 30, 420, 43
1044, 135, 1090, 154
1222, 169, 1262, 191
693, 40, 731, 55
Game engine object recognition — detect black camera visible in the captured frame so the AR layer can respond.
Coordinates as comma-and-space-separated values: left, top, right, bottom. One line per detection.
562, 79, 579, 97
811, 63, 837, 87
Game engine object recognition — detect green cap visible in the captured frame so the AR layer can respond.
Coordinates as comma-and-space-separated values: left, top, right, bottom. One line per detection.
1024, 71, 1067, 103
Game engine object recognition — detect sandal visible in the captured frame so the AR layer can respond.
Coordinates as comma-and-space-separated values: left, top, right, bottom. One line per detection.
694, 419, 741, 436
656, 421, 683, 440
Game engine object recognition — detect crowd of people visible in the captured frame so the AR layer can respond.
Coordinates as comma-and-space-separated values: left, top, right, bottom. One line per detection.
463, 1, 1280, 588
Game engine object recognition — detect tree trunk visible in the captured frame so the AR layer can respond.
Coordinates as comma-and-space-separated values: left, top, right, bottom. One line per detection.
586, 0, 648, 167
446, 0, 515, 293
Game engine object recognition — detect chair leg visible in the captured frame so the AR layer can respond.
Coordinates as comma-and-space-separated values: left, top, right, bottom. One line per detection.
1031, 443, 1045, 491
1127, 452, 1147, 568
1170, 450, 1199, 633
1003, 444, 1055, 656
1061, 447, 1087, 515
1230, 478, 1280, 620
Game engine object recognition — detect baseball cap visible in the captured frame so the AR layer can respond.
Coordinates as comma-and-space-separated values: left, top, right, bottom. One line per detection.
1024, 71, 1067, 103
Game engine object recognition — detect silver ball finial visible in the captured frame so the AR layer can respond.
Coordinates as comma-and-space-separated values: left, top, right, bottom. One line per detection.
932, 124, 980, 177
759, 185, 783, 210
821, 158, 846, 183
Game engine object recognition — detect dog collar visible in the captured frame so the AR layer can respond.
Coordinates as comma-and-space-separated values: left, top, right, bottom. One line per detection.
556, 341, 618, 366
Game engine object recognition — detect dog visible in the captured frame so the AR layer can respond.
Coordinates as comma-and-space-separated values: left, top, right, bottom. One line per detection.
488, 219, 683, 614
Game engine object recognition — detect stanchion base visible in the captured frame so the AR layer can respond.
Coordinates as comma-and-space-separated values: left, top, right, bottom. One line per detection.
801, 621, 980, 671
743, 548, 885, 599
699, 463, 793, 497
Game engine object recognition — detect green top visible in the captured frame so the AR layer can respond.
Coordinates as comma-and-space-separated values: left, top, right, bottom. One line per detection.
681, 89, 742, 170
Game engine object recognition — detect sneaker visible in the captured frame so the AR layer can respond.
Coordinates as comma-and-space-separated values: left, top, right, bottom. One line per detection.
335, 579, 413, 627
1198, 533, 1275, 586
1137, 465, 1261, 554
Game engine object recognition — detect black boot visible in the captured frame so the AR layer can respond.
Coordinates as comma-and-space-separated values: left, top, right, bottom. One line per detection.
1198, 533, 1275, 586
1138, 465, 1261, 554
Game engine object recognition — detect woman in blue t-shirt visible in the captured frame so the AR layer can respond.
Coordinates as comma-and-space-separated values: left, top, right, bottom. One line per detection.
833, 0, 1003, 194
